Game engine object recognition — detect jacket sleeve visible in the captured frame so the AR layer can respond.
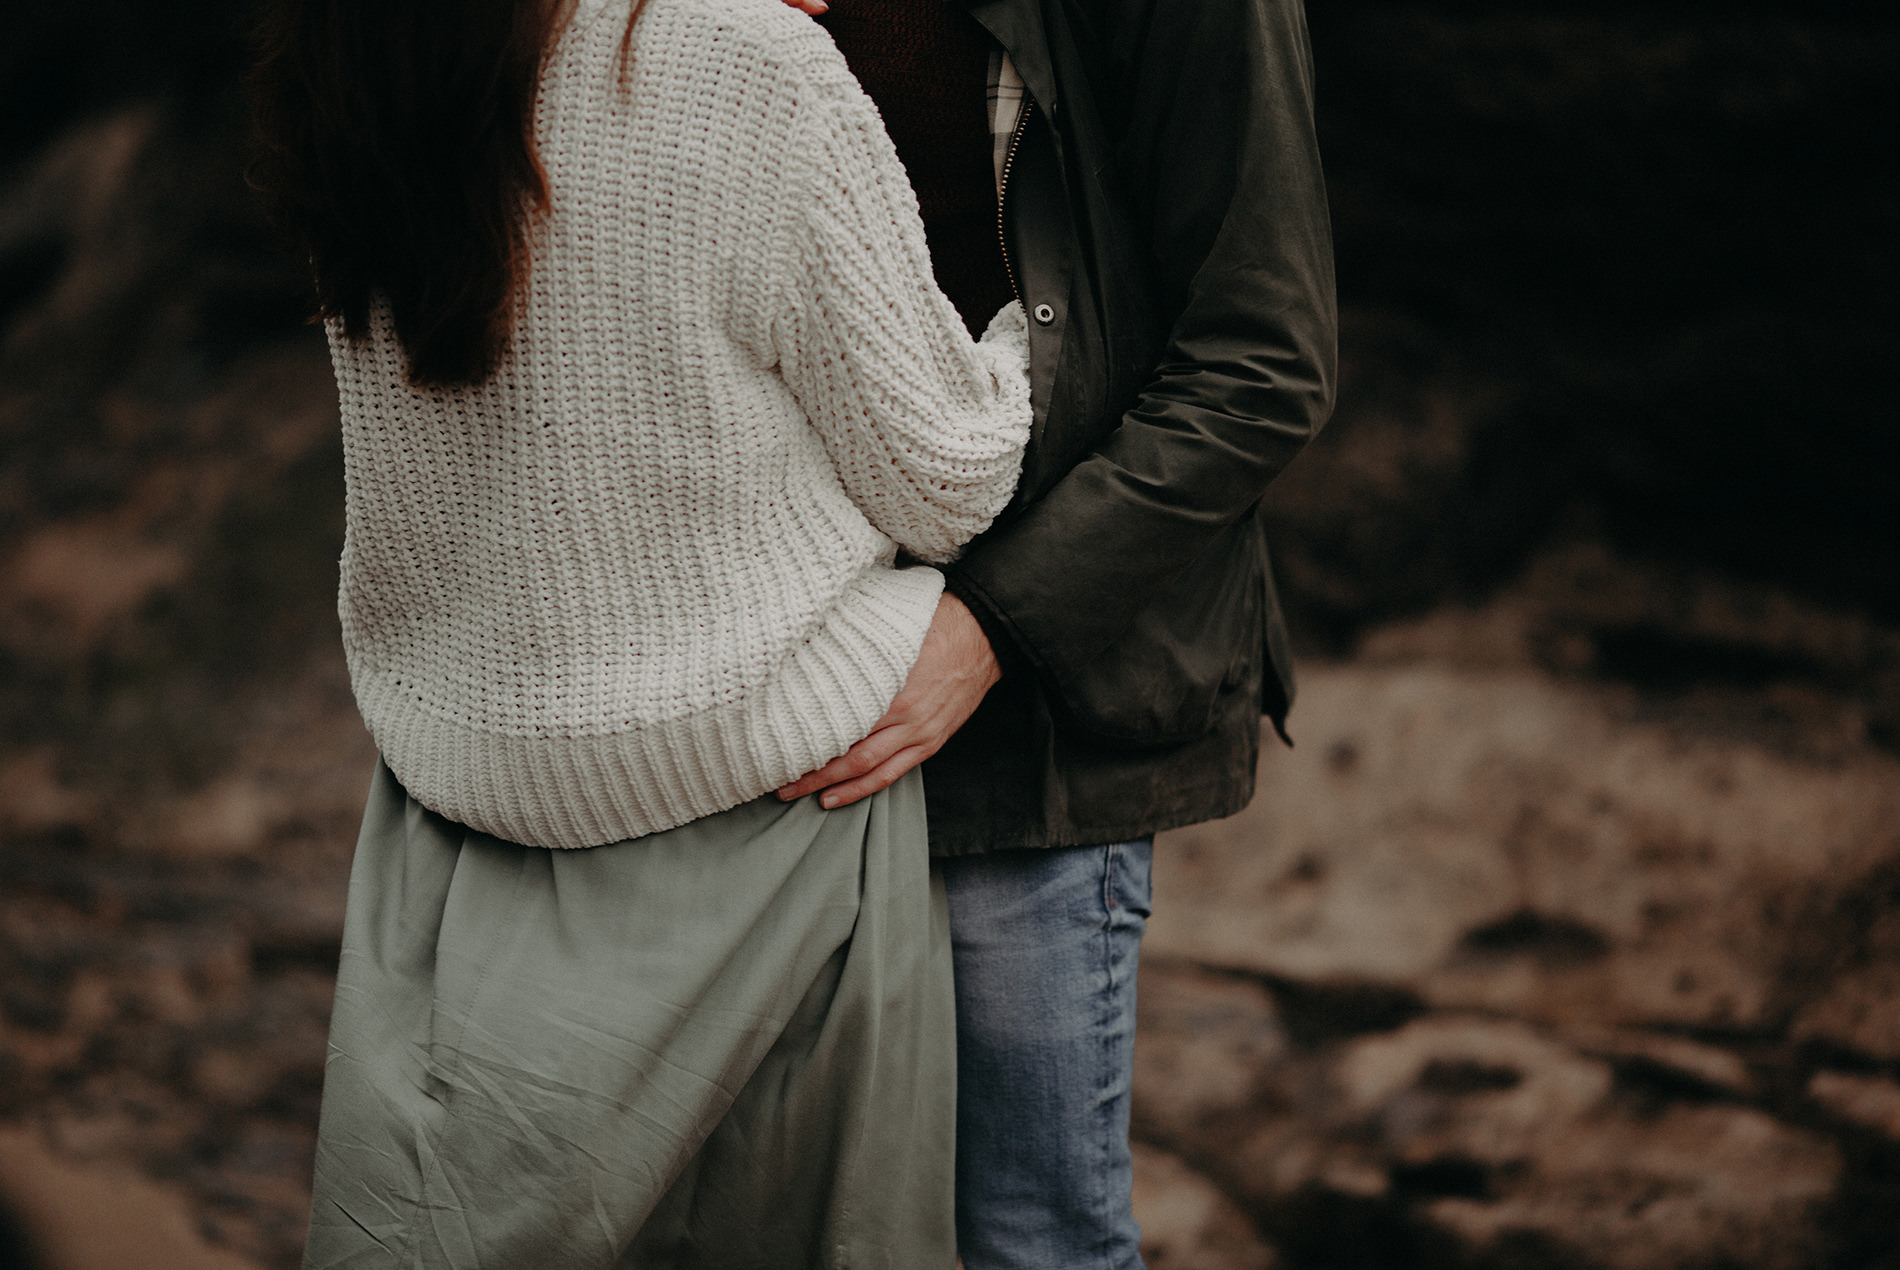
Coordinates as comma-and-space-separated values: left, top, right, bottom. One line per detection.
944, 0, 1337, 685
767, 90, 1032, 566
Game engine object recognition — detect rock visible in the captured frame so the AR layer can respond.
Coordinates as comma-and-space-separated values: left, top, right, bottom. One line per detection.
0, 1125, 263, 1270
1562, 1024, 1756, 1098
1808, 1071, 1900, 1141
5, 516, 189, 647
1333, 1017, 1612, 1149
1418, 1100, 1840, 1270
1132, 1144, 1279, 1270
1791, 966, 1900, 1061
1259, 310, 1530, 637
1134, 963, 1288, 1143
1150, 664, 1900, 1033
1792, 916, 1900, 1063
0, 751, 94, 836
1212, 1018, 1840, 1270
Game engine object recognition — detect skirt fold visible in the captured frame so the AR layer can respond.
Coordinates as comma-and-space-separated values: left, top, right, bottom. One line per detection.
304, 763, 953, 1270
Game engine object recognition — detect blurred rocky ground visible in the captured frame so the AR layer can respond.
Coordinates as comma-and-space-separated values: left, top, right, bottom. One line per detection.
1, 0, 1896, 1267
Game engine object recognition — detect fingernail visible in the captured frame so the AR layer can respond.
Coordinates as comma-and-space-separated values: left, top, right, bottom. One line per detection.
820, 793, 839, 809
776, 785, 795, 800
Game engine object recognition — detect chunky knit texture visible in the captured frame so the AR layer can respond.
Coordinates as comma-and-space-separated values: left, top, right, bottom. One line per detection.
330, 0, 1031, 849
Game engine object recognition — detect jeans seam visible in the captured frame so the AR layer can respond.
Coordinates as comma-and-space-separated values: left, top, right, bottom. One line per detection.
944, 841, 1151, 1270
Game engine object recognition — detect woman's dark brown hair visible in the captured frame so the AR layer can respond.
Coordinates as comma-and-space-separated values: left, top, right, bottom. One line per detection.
250, 0, 643, 387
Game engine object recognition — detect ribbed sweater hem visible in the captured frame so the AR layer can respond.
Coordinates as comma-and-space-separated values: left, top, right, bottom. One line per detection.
352, 567, 945, 849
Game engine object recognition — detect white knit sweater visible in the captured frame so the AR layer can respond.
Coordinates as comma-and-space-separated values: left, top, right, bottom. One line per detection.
331, 0, 1031, 849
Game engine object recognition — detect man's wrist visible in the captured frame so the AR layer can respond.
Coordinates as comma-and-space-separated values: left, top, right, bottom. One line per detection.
940, 573, 1012, 680
939, 591, 1001, 688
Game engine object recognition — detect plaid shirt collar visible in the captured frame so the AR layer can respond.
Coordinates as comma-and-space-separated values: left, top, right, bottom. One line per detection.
987, 49, 1029, 197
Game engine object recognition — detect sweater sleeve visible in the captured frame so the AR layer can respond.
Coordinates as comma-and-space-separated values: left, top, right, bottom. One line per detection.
766, 89, 1032, 566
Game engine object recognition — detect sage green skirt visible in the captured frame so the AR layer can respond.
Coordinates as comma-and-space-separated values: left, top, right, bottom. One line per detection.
303, 762, 954, 1270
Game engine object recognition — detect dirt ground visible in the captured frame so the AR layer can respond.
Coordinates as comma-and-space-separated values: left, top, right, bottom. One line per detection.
3, 525, 1898, 1268
2, 0, 1896, 1265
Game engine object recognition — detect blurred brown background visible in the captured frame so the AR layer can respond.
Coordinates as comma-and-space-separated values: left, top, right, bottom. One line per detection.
1, 0, 1897, 1266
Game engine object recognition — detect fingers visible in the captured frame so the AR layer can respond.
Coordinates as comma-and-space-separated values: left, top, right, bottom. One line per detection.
809, 742, 932, 809
774, 594, 1000, 806
776, 720, 910, 801
780, 0, 829, 12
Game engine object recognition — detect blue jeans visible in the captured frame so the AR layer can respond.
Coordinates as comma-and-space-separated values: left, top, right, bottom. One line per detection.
940, 839, 1154, 1270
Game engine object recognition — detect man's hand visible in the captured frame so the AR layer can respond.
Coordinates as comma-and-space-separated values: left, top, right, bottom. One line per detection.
779, 0, 828, 13
777, 592, 1000, 809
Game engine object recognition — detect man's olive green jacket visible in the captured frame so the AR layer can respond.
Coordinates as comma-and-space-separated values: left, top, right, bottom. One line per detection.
926, 0, 1338, 854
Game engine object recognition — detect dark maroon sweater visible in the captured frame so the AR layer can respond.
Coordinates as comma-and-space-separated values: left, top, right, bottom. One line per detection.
816, 0, 1016, 335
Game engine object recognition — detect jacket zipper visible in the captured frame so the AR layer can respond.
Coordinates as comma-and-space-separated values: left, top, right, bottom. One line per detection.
997, 97, 1036, 303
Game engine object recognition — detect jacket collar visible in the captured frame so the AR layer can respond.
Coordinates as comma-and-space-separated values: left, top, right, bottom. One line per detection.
948, 0, 1058, 121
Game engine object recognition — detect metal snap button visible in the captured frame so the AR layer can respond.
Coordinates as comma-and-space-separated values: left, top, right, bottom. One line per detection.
1032, 303, 1056, 326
